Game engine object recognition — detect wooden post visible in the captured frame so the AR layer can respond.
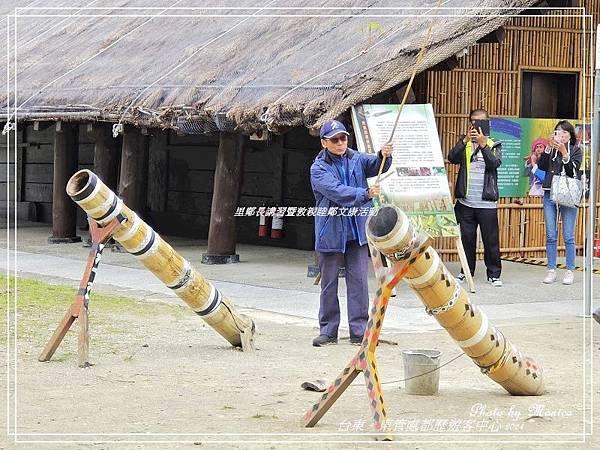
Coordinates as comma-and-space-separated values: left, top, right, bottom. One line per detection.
202, 132, 245, 264
118, 125, 149, 218
49, 121, 81, 243
92, 123, 120, 192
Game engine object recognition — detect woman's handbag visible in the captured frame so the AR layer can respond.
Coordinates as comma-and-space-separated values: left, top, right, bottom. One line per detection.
550, 169, 582, 208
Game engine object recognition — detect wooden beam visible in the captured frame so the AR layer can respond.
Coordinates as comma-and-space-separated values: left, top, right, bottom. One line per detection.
49, 122, 81, 243
118, 125, 149, 217
476, 27, 506, 44
91, 123, 120, 192
147, 129, 168, 213
430, 55, 459, 72
203, 132, 245, 264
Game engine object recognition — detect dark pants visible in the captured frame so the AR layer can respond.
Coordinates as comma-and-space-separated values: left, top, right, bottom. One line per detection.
317, 241, 369, 339
454, 202, 502, 279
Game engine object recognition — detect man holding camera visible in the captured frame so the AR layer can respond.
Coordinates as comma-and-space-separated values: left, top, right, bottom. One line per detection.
448, 109, 503, 287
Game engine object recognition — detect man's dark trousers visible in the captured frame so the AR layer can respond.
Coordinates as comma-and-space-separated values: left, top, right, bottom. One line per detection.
317, 240, 369, 339
454, 201, 502, 278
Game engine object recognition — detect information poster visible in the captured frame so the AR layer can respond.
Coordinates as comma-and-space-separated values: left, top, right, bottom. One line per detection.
490, 118, 557, 197
351, 103, 459, 237
490, 118, 581, 197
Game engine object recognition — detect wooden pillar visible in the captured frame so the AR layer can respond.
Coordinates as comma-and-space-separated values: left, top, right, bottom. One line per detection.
202, 132, 245, 264
49, 121, 81, 243
118, 125, 149, 217
91, 123, 120, 191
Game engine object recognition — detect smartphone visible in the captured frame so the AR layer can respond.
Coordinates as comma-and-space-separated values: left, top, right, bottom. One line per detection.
472, 119, 490, 136
553, 130, 561, 139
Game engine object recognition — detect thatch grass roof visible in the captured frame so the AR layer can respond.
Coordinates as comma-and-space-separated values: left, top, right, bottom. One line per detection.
0, 0, 535, 133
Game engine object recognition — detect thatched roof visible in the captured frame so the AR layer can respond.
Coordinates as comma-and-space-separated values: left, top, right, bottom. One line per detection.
0, 0, 536, 134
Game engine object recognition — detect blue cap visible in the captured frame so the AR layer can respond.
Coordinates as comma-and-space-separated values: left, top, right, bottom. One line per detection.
320, 120, 350, 139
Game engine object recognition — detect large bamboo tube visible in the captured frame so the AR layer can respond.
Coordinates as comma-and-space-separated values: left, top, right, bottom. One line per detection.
366, 205, 544, 396
66, 169, 254, 347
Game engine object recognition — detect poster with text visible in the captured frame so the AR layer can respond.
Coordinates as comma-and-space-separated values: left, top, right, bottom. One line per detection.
490, 118, 580, 198
351, 103, 459, 237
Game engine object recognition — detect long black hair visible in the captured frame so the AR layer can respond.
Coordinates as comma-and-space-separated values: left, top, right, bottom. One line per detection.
554, 120, 577, 146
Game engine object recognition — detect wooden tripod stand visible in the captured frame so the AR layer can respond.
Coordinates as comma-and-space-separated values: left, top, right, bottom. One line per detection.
304, 232, 431, 434
38, 215, 126, 367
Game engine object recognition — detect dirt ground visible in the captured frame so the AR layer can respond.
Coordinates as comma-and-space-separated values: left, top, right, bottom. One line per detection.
2, 276, 599, 450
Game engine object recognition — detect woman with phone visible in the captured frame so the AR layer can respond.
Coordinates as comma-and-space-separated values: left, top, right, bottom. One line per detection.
536, 120, 582, 285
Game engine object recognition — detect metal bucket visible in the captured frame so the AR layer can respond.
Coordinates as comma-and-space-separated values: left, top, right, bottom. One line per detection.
402, 349, 442, 395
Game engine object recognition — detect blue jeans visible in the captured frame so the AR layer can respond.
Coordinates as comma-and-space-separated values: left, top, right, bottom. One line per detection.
543, 191, 578, 270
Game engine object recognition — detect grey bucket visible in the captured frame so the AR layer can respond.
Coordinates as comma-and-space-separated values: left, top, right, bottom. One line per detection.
401, 349, 442, 395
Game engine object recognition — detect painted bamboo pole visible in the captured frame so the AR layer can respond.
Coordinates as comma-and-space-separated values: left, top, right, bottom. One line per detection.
366, 205, 544, 396
66, 169, 255, 349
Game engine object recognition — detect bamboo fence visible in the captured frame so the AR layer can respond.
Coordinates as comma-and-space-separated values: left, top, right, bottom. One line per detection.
414, 5, 600, 261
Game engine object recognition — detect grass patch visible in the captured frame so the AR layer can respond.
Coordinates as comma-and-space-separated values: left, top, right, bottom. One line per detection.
0, 274, 188, 349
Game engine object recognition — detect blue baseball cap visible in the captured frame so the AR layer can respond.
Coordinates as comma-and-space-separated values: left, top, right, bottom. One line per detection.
320, 120, 350, 139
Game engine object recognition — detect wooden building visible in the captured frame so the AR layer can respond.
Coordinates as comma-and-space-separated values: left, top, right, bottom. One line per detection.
1, 1, 598, 261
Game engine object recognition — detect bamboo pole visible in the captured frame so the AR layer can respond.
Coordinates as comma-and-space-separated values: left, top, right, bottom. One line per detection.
66, 170, 255, 349
367, 205, 544, 396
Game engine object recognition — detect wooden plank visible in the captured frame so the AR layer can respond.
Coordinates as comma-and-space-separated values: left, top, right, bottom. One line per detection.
168, 169, 214, 193
168, 146, 218, 171
167, 191, 212, 214
16, 144, 23, 201
78, 143, 95, 165
24, 164, 54, 184
25, 123, 55, 144
24, 182, 53, 202
272, 149, 284, 204
148, 210, 211, 239
168, 132, 219, 147
283, 127, 320, 150
244, 144, 274, 172
0, 164, 14, 182
25, 144, 54, 163
283, 171, 314, 201
148, 131, 168, 212
242, 172, 273, 197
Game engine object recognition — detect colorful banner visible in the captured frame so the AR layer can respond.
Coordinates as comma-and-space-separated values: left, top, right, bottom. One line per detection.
490, 118, 584, 197
490, 118, 557, 197
352, 104, 459, 237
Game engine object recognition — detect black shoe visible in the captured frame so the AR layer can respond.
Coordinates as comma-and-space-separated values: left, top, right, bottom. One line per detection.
312, 334, 337, 347
349, 335, 363, 345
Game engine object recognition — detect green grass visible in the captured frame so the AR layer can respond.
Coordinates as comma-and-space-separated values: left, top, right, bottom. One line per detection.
0, 274, 187, 350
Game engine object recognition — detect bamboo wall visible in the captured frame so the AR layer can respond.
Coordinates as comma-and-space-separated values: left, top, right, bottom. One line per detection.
415, 3, 600, 261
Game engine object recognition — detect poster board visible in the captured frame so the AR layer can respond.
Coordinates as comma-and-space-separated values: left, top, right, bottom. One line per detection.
351, 103, 459, 237
490, 117, 583, 198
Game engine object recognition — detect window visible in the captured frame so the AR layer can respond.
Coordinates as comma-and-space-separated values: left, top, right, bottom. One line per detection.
520, 71, 578, 119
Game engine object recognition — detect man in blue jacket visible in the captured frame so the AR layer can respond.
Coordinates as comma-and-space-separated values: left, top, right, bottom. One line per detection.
310, 119, 393, 347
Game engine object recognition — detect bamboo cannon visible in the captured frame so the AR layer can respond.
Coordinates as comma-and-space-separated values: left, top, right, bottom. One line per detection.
66, 169, 255, 349
366, 205, 544, 396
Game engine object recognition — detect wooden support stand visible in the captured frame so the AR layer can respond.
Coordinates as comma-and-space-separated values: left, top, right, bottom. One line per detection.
455, 236, 475, 293
304, 233, 432, 434
39, 215, 126, 367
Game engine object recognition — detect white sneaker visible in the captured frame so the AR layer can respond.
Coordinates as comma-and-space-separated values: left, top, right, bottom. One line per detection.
543, 269, 556, 284
487, 277, 503, 287
455, 273, 466, 283
562, 270, 574, 285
